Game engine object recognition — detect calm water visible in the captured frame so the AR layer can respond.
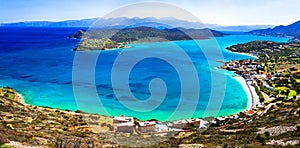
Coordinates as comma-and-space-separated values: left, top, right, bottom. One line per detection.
0, 27, 289, 121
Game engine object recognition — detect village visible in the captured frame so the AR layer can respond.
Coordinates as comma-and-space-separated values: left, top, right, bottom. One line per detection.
112, 115, 205, 134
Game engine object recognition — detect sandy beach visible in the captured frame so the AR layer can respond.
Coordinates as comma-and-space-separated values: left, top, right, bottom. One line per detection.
227, 50, 259, 60
233, 75, 259, 110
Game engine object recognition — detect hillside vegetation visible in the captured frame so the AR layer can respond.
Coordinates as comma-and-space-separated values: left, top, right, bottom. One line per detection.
71, 26, 225, 51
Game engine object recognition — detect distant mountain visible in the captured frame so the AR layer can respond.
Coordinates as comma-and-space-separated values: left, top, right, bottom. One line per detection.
1, 17, 273, 32
0, 18, 97, 28
248, 20, 300, 38
209, 25, 274, 32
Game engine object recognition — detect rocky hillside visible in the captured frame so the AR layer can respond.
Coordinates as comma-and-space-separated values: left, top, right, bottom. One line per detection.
249, 20, 300, 38
0, 87, 118, 147
1, 87, 299, 147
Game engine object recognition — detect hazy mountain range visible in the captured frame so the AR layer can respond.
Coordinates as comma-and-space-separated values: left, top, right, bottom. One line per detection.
0, 17, 274, 32
249, 20, 300, 37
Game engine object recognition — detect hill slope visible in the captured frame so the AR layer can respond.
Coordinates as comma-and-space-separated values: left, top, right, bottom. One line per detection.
71, 26, 225, 51
1, 86, 299, 147
249, 20, 300, 37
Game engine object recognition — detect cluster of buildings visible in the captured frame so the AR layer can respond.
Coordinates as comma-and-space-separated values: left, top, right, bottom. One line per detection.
113, 116, 136, 133
223, 59, 292, 91
113, 116, 156, 133
113, 115, 204, 134
169, 119, 201, 129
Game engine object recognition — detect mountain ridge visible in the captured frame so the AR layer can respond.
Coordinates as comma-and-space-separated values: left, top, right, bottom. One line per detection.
0, 17, 274, 32
248, 20, 300, 38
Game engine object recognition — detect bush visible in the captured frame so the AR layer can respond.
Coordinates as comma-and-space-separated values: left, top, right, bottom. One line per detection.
107, 124, 114, 131
259, 93, 265, 102
264, 131, 270, 140
100, 123, 107, 127
256, 134, 266, 144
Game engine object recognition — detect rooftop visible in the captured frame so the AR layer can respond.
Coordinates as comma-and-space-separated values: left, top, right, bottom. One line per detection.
138, 121, 156, 127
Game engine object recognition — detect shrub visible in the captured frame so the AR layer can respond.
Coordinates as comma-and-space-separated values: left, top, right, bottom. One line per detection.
264, 131, 270, 140
100, 123, 107, 127
107, 124, 114, 131
259, 93, 265, 102
256, 134, 266, 144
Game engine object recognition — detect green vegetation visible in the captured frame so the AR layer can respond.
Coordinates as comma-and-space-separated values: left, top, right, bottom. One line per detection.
227, 40, 300, 98
74, 38, 126, 50
275, 87, 297, 97
255, 86, 265, 102
72, 27, 225, 51
0, 88, 15, 100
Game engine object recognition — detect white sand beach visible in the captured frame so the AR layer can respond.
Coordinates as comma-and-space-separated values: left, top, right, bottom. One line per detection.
233, 76, 259, 110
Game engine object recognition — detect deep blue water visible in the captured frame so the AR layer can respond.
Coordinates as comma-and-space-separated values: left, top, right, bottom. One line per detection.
0, 27, 289, 121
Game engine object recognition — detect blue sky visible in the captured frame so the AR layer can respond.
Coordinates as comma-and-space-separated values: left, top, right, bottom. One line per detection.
0, 0, 299, 26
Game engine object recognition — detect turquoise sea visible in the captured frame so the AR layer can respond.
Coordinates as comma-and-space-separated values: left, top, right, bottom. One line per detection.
0, 27, 289, 121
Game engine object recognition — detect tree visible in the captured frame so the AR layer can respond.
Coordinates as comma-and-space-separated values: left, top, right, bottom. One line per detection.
264, 131, 270, 140
256, 134, 266, 145
285, 89, 290, 96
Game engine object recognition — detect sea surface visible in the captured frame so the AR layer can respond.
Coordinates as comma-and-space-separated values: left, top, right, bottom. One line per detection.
0, 27, 289, 121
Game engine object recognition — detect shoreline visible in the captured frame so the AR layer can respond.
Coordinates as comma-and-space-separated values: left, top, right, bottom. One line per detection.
15, 83, 258, 122
227, 50, 259, 60
14, 91, 26, 105
232, 75, 259, 110
8, 44, 263, 122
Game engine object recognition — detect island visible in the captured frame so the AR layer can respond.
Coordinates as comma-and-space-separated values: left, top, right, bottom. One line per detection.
70, 26, 225, 51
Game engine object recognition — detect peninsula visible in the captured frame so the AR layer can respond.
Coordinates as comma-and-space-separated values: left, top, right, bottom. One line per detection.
70, 26, 225, 51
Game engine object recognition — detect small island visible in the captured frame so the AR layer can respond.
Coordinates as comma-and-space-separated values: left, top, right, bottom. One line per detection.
70, 26, 225, 51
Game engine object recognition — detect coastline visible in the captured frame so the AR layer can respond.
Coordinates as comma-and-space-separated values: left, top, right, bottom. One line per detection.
15, 92, 25, 104
7, 42, 264, 122
227, 50, 259, 60
232, 75, 259, 110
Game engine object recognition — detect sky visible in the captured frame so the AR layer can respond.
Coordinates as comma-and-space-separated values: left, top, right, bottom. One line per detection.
0, 0, 299, 26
